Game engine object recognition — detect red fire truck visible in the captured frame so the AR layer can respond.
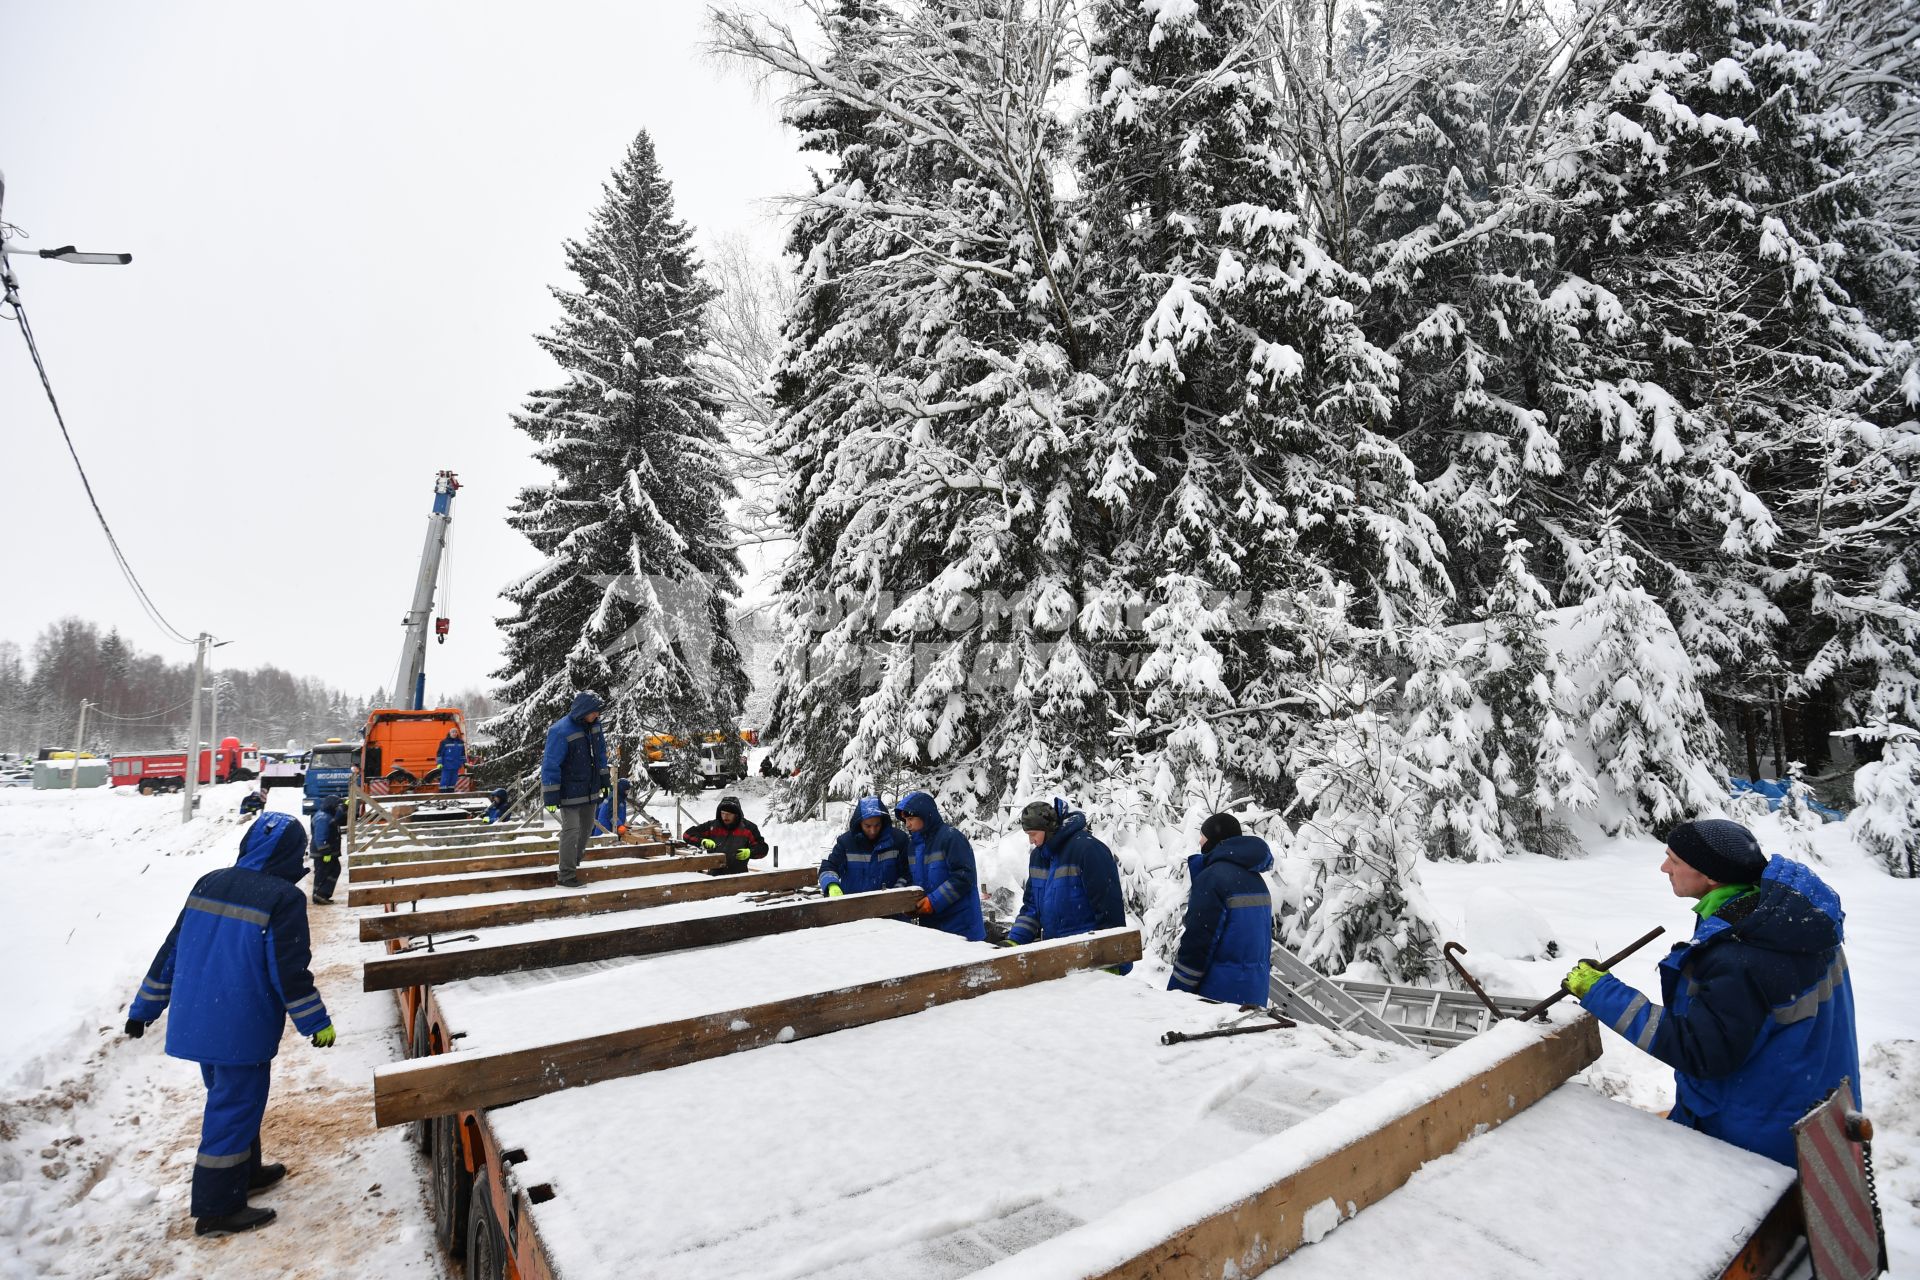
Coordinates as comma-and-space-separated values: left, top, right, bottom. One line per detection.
109, 737, 259, 795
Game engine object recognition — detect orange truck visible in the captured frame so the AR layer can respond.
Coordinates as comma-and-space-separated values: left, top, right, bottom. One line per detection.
360, 707, 475, 799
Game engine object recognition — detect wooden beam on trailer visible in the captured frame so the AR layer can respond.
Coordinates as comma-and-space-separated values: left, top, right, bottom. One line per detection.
347, 841, 670, 883
357, 866, 820, 943
345, 852, 723, 907
363, 887, 926, 991
967, 1014, 1604, 1280
372, 927, 1143, 1126
353, 834, 630, 868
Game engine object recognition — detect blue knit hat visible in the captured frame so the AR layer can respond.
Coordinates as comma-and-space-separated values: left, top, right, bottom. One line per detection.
1667, 819, 1766, 885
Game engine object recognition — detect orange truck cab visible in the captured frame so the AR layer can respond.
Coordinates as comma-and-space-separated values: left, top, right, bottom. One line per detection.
361, 707, 472, 795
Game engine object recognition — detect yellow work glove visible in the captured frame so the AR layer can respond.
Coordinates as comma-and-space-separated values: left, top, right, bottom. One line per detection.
1563, 961, 1607, 999
826, 884, 844, 898
311, 1025, 337, 1049
700, 838, 718, 850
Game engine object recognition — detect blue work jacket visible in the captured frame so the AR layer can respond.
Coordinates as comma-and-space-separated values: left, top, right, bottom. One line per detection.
1168, 835, 1274, 1006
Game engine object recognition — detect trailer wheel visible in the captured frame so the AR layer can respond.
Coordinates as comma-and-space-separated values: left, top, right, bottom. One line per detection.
409, 1007, 434, 1153
137, 781, 153, 796
464, 1168, 508, 1280
432, 1114, 472, 1259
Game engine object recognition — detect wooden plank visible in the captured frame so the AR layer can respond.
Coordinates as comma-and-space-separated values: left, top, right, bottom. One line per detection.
969, 1015, 1604, 1280
353, 834, 629, 868
363, 887, 925, 991
372, 927, 1143, 1126
357, 866, 820, 942
345, 852, 722, 907
347, 841, 670, 883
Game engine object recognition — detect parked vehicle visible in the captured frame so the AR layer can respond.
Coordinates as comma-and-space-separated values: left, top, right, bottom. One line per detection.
110, 737, 255, 795
258, 749, 310, 791
302, 740, 362, 814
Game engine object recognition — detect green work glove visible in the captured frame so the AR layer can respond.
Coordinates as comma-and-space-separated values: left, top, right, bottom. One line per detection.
545, 805, 558, 815
311, 1025, 337, 1049
826, 884, 844, 898
700, 838, 718, 850
1563, 961, 1606, 999
735, 847, 753, 862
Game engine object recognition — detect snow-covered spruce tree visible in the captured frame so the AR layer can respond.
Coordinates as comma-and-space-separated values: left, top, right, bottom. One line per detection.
1402, 612, 1505, 863
715, 1, 1111, 823
490, 132, 748, 785
1074, 0, 1444, 825
1538, 0, 1915, 763
1283, 587, 1442, 982
1846, 722, 1920, 877
1565, 516, 1724, 834
1471, 524, 1595, 855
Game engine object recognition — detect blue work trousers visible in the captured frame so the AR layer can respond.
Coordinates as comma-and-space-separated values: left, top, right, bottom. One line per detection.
191, 1062, 272, 1217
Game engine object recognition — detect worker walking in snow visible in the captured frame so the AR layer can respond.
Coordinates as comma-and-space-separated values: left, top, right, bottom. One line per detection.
436, 725, 466, 792
122, 811, 336, 1238
484, 787, 511, 824
1563, 818, 1861, 1167
1168, 814, 1274, 1005
685, 795, 768, 875
542, 692, 609, 887
818, 796, 908, 897
1006, 798, 1130, 968
309, 795, 345, 904
896, 791, 986, 941
595, 776, 634, 836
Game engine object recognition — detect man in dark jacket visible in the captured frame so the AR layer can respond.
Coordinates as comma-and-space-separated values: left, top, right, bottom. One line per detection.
896, 791, 985, 941
238, 790, 266, 817
819, 796, 908, 896
1566, 818, 1861, 1166
483, 787, 511, 824
436, 726, 466, 791
541, 692, 609, 887
123, 812, 336, 1237
685, 795, 768, 876
1008, 799, 1128, 964
1168, 813, 1274, 1005
309, 796, 344, 904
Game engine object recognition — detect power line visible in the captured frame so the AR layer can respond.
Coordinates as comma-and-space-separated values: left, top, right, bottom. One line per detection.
3, 254, 197, 647
89, 694, 200, 722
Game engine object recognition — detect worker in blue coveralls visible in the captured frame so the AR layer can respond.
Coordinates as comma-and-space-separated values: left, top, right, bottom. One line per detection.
895, 791, 985, 941
122, 811, 335, 1238
1007, 798, 1131, 971
484, 787, 511, 824
595, 777, 634, 836
1168, 813, 1274, 1005
238, 790, 266, 818
309, 795, 345, 904
542, 692, 609, 887
436, 725, 466, 792
1563, 818, 1861, 1167
818, 796, 908, 897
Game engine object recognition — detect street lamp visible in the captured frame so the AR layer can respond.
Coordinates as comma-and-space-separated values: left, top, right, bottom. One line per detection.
0, 244, 132, 266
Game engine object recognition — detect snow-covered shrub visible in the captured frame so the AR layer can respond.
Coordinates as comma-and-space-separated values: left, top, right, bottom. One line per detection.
1848, 724, 1920, 877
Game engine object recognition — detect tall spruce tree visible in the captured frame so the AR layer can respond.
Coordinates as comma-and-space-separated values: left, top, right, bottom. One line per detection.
490, 132, 747, 783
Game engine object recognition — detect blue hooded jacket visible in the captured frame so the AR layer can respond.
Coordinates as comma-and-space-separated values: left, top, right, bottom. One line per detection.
485, 788, 511, 824
128, 812, 332, 1066
820, 797, 909, 895
595, 778, 634, 834
898, 792, 985, 941
541, 692, 609, 807
310, 797, 342, 855
1168, 834, 1274, 1005
1580, 855, 1861, 1166
437, 731, 466, 782
1009, 806, 1129, 960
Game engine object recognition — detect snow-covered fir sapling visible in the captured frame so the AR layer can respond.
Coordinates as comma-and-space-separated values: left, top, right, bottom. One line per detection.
1845, 723, 1920, 878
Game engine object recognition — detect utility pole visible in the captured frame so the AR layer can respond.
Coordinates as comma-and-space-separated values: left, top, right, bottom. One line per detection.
70, 698, 88, 791
182, 634, 207, 822
207, 675, 219, 788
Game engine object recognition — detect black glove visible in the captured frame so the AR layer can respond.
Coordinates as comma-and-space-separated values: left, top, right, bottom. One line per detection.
123, 1018, 148, 1039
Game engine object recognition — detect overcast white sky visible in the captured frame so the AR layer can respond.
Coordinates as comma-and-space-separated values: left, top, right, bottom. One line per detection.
2, 1, 806, 700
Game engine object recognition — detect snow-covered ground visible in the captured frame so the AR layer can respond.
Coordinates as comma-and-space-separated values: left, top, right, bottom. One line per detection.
1, 779, 1915, 1276
0, 783, 445, 1280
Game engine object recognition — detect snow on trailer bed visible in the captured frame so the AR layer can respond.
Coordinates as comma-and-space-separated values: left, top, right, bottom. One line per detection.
463, 927, 1426, 1280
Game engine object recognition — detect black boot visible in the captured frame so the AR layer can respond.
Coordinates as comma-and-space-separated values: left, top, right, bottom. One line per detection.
248, 1163, 287, 1192
195, 1205, 277, 1237
312, 893, 332, 904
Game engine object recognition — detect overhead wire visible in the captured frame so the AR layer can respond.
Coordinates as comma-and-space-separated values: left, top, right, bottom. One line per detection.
2, 225, 197, 647
88, 693, 200, 722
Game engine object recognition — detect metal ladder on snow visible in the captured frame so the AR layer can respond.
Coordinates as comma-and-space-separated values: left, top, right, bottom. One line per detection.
1330, 979, 1535, 1052
1266, 947, 1419, 1049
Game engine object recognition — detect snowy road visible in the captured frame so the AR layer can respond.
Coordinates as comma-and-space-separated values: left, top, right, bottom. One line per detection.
0, 784, 445, 1280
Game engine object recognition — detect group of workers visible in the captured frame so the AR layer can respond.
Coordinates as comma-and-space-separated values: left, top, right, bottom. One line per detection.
119, 687, 1858, 1242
